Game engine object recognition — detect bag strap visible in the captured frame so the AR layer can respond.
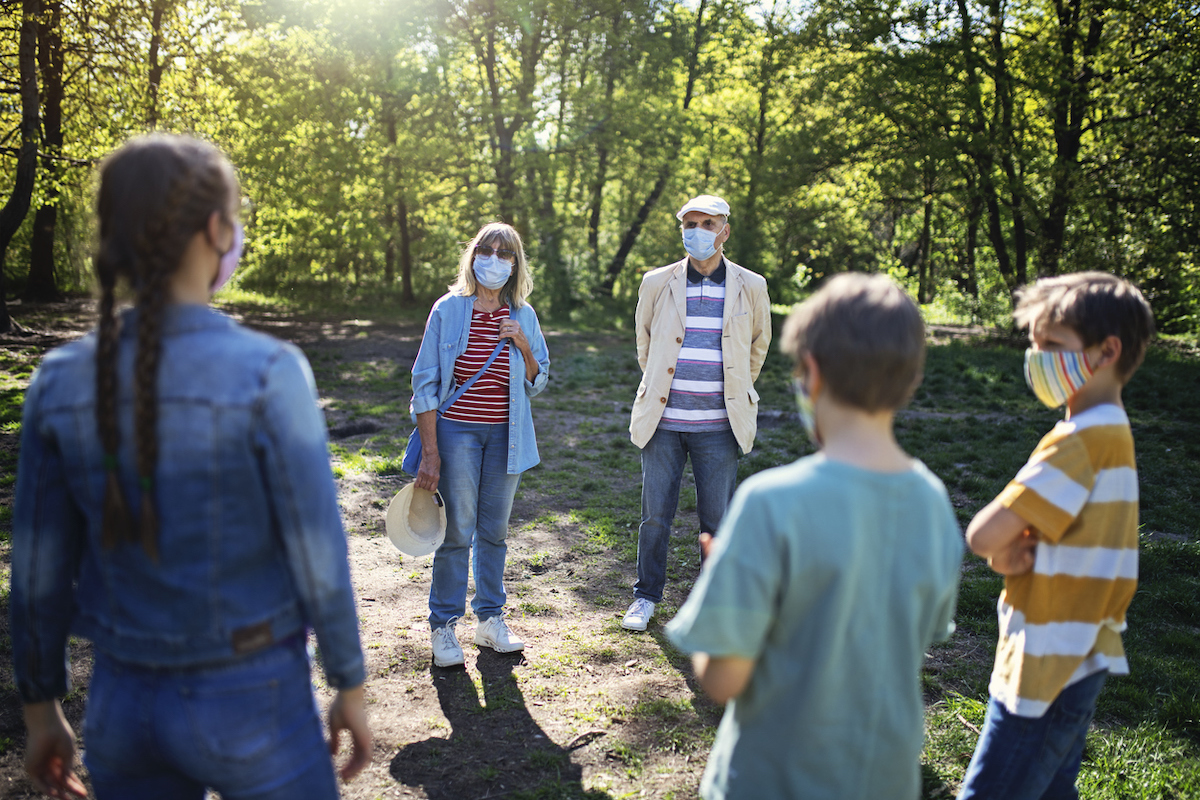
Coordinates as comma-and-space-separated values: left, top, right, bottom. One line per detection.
437, 338, 508, 414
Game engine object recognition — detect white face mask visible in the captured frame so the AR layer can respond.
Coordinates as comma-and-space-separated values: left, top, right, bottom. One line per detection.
473, 254, 512, 290
682, 224, 725, 261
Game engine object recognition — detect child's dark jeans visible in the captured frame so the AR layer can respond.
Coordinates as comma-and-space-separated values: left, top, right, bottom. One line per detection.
958, 669, 1108, 800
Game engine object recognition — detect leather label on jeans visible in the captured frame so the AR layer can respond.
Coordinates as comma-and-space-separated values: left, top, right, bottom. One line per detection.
231, 621, 273, 654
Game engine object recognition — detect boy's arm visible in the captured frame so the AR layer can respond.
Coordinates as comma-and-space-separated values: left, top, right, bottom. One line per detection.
692, 653, 756, 705
966, 499, 1036, 576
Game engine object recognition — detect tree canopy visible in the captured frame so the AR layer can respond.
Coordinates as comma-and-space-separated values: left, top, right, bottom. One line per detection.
2, 0, 1197, 331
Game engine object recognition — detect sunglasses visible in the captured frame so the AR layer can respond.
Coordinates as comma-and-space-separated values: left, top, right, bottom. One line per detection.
475, 244, 517, 262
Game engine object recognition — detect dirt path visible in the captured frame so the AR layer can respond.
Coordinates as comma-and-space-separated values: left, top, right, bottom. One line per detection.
0, 301, 720, 800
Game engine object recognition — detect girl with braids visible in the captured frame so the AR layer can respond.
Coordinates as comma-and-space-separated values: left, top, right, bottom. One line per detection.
10, 133, 371, 799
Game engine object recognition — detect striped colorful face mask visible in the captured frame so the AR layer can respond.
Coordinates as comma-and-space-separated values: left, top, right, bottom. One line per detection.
1023, 348, 1095, 408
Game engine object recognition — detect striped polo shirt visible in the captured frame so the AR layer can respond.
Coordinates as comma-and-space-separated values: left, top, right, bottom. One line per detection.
989, 403, 1138, 717
659, 261, 730, 435
443, 305, 510, 423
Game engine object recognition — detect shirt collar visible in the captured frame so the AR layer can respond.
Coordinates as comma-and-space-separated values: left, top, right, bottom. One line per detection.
686, 258, 726, 285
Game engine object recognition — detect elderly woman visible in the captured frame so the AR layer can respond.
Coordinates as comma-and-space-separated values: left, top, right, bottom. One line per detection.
409, 222, 551, 667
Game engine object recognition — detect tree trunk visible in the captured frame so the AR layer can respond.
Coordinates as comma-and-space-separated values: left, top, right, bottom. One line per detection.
471, 0, 545, 226
599, 0, 707, 296
735, 0, 780, 271
26, 0, 63, 301
989, 0, 1028, 288
0, 0, 42, 333
383, 202, 396, 286
959, 173, 981, 302
1037, 1, 1104, 277
918, 171, 934, 304
383, 66, 398, 288
587, 11, 620, 272
147, 0, 171, 129
398, 197, 414, 304
956, 0, 1018, 293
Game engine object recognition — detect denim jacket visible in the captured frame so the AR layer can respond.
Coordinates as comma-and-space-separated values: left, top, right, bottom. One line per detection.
11, 305, 365, 703
410, 292, 550, 474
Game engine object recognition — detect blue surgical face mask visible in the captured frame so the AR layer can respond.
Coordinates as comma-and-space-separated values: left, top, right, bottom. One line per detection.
473, 254, 512, 290
682, 224, 725, 261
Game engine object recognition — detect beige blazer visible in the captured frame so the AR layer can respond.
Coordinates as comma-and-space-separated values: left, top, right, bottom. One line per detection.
629, 257, 771, 454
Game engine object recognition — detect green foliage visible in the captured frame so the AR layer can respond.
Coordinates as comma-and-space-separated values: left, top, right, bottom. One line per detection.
4, 0, 1197, 331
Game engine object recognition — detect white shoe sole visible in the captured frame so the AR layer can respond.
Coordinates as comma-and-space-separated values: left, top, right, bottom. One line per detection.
433, 653, 465, 668
476, 636, 524, 653
621, 617, 649, 631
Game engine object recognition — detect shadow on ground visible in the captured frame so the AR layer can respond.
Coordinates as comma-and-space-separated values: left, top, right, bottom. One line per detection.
390, 649, 613, 799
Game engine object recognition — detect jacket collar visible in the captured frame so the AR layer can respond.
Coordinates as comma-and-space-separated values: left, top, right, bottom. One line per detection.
118, 303, 236, 339
669, 257, 745, 326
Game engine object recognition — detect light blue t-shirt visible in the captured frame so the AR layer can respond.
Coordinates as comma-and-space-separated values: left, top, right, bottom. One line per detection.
666, 454, 963, 800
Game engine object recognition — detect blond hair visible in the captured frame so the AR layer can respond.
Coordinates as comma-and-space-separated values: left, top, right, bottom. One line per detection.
449, 222, 533, 308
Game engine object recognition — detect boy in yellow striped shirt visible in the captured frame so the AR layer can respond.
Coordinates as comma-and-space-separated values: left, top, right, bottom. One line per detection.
958, 272, 1155, 800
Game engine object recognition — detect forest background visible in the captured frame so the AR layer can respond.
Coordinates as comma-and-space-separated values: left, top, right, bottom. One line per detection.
1, 0, 1198, 330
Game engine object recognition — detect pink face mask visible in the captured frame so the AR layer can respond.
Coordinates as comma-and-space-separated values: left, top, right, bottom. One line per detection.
211, 222, 243, 293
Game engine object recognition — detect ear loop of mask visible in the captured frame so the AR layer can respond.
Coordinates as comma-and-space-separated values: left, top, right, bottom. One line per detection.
211, 221, 243, 293
792, 374, 821, 447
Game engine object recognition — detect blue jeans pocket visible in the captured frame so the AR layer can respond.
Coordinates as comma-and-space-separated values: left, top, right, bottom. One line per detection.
181, 676, 281, 763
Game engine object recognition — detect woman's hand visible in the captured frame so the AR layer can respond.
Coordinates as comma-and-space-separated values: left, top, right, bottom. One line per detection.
414, 450, 440, 492
413, 410, 440, 492
328, 685, 372, 781
24, 701, 87, 799
499, 318, 530, 354
500, 318, 540, 383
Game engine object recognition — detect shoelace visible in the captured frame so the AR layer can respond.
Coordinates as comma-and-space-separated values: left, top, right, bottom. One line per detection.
435, 617, 461, 646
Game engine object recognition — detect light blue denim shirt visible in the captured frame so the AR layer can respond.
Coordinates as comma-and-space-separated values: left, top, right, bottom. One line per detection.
410, 292, 550, 474
10, 305, 365, 703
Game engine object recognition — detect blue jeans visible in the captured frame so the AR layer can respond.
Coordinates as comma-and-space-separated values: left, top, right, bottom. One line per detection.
82, 638, 337, 800
634, 427, 739, 603
958, 669, 1108, 800
429, 417, 522, 629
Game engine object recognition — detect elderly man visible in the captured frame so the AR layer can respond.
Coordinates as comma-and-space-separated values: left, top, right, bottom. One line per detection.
622, 194, 772, 631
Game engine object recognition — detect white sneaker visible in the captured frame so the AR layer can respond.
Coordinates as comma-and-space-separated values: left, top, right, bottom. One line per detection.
621, 598, 655, 631
431, 618, 464, 667
475, 615, 525, 653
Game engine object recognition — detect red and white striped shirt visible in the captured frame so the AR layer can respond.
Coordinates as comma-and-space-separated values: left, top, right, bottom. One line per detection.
442, 306, 510, 423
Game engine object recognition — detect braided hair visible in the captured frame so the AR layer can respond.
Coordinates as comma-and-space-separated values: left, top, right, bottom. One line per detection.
93, 134, 238, 559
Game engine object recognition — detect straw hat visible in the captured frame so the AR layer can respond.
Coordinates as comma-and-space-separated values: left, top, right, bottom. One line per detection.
386, 484, 447, 557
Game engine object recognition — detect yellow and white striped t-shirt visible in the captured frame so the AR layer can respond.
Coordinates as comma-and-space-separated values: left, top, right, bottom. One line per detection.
990, 403, 1138, 718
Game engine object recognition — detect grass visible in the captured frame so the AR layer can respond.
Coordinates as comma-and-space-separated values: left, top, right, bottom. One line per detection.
2, 302, 1197, 798
539, 323, 1200, 798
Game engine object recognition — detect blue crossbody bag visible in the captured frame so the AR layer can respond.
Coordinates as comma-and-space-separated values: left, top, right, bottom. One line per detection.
401, 339, 508, 475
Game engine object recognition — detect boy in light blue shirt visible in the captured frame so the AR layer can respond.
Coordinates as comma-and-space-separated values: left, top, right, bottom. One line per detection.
666, 273, 963, 800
